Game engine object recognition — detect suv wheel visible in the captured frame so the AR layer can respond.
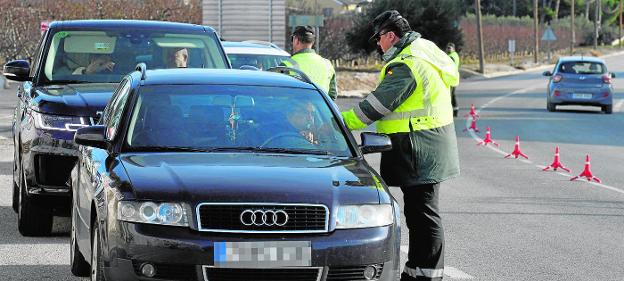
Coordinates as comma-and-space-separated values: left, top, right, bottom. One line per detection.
602, 105, 613, 114
17, 168, 53, 236
547, 102, 556, 112
70, 204, 90, 276
91, 222, 106, 281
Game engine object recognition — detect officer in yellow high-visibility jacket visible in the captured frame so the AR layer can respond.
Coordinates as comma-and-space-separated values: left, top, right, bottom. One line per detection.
446, 42, 460, 117
341, 10, 460, 281
282, 26, 338, 99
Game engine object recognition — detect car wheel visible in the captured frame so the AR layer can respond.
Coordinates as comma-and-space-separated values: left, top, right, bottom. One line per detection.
17, 167, 53, 236
70, 204, 90, 277
547, 102, 556, 112
12, 181, 18, 213
602, 105, 613, 114
91, 222, 106, 281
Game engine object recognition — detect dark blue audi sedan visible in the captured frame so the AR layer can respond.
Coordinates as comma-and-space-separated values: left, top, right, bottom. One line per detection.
543, 56, 615, 114
70, 66, 401, 281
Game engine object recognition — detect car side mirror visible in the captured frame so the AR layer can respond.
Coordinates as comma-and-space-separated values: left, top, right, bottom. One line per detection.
543, 71, 553, 77
3, 60, 31, 82
360, 132, 392, 154
610, 72, 616, 78
74, 125, 108, 149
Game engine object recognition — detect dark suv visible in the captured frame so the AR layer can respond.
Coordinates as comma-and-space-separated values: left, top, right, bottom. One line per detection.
2, 20, 229, 236
70, 66, 401, 280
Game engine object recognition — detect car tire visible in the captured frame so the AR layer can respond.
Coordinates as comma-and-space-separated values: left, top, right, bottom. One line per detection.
547, 102, 556, 112
602, 105, 613, 114
91, 222, 106, 281
17, 167, 53, 236
70, 204, 90, 277
12, 181, 18, 213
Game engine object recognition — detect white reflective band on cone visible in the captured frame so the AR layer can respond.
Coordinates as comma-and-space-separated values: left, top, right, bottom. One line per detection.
404, 266, 444, 278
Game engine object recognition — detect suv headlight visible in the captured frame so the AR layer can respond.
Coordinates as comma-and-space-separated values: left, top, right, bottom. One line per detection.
117, 201, 190, 227
336, 204, 393, 229
32, 111, 90, 131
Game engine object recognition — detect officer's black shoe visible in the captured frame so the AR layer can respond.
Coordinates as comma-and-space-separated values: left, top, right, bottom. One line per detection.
453, 109, 458, 117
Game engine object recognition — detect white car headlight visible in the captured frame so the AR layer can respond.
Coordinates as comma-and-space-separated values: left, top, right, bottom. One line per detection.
32, 111, 90, 131
336, 204, 393, 229
118, 201, 189, 227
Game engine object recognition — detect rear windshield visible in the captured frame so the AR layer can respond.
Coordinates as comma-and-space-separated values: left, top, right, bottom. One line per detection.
558, 61, 605, 74
125, 85, 352, 157
42, 29, 228, 83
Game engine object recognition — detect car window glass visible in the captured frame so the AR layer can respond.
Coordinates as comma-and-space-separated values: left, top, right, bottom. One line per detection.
105, 80, 131, 140
42, 30, 228, 83
30, 31, 48, 78
228, 54, 290, 70
559, 62, 605, 74
126, 85, 352, 156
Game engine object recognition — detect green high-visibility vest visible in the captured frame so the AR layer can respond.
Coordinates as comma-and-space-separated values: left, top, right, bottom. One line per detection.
283, 50, 335, 93
374, 40, 456, 134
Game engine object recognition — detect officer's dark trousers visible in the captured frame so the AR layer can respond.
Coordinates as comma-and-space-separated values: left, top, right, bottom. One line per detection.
400, 183, 444, 281
450, 87, 458, 117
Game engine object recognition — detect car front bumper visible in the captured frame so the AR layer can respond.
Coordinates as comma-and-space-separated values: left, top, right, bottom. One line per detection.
101, 221, 401, 281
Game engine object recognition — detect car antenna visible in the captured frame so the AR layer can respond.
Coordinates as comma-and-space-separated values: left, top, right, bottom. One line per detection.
135, 63, 147, 80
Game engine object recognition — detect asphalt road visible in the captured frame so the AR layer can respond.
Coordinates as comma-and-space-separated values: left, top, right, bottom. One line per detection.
1, 50, 624, 281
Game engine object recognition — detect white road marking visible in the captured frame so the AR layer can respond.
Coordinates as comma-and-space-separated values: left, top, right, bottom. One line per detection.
615, 99, 624, 112
466, 86, 624, 195
400, 246, 474, 279
0, 244, 69, 265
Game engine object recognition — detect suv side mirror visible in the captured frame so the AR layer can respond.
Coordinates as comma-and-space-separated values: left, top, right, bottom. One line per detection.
542, 71, 553, 77
360, 132, 392, 154
3, 60, 31, 82
75, 125, 108, 149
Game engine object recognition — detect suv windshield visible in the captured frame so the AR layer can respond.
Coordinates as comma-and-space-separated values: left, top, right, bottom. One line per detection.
558, 61, 605, 74
125, 85, 352, 156
42, 29, 227, 83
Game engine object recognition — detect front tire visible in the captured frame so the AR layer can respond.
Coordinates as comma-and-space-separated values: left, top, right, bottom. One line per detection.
70, 204, 90, 277
17, 168, 53, 236
12, 181, 18, 213
547, 102, 556, 112
602, 104, 613, 114
91, 222, 106, 281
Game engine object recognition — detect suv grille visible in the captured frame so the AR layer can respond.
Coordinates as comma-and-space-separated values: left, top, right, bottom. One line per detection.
203, 267, 322, 281
197, 203, 328, 233
326, 264, 384, 281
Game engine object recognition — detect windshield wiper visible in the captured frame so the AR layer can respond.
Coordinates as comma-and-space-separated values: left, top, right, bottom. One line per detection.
49, 80, 90, 84
129, 146, 212, 153
223, 146, 332, 155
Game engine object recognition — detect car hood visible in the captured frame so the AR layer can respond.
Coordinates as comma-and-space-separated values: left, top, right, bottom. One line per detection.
31, 83, 117, 117
119, 153, 385, 207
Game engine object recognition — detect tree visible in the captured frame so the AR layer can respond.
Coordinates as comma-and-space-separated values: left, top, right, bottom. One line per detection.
346, 0, 464, 55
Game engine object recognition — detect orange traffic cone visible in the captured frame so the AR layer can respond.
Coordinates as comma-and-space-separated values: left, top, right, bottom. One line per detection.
463, 116, 480, 133
464, 104, 480, 119
505, 136, 528, 159
543, 146, 571, 172
570, 154, 601, 183
477, 127, 499, 146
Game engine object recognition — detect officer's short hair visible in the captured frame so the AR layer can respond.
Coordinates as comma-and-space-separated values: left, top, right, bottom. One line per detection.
372, 10, 411, 40
292, 26, 315, 44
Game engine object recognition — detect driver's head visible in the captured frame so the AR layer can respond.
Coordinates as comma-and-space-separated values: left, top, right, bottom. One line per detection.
287, 102, 316, 131
168, 48, 189, 68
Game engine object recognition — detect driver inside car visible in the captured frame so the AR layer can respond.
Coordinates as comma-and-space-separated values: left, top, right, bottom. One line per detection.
72, 54, 116, 74
260, 102, 333, 148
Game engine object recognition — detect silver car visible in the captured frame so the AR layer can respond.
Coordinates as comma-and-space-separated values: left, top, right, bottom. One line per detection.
543, 56, 615, 114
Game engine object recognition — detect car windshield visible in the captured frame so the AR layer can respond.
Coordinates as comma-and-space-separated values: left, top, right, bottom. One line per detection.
125, 85, 352, 157
558, 61, 605, 74
227, 54, 291, 70
42, 29, 228, 83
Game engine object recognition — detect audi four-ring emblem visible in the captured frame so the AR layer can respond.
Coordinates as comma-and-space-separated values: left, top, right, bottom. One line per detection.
240, 209, 289, 226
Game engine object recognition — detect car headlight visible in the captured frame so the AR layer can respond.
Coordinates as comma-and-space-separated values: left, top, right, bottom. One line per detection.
32, 111, 90, 131
336, 204, 393, 229
117, 201, 190, 227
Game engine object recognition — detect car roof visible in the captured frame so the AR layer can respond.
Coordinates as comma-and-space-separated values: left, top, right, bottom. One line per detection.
558, 56, 605, 64
139, 69, 316, 89
222, 41, 290, 56
49, 20, 213, 33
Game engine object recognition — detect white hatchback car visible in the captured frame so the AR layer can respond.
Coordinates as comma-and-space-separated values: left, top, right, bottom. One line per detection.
223, 40, 292, 70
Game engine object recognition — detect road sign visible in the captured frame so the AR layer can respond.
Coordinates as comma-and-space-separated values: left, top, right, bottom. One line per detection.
508, 40, 516, 53
542, 26, 557, 41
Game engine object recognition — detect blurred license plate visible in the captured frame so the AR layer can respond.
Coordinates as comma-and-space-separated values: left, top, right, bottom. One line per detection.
214, 241, 311, 268
572, 93, 592, 99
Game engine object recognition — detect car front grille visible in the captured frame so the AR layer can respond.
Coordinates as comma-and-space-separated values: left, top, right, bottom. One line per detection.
326, 264, 384, 281
203, 267, 322, 281
197, 203, 328, 233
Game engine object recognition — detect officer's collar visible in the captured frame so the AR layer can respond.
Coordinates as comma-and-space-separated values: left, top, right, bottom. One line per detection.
382, 31, 421, 62
293, 48, 316, 56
